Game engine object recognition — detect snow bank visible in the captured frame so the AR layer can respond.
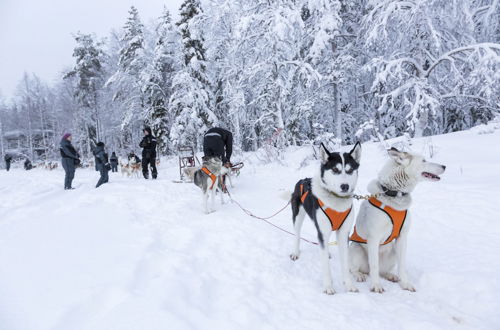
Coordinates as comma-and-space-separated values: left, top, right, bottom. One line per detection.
0, 126, 499, 330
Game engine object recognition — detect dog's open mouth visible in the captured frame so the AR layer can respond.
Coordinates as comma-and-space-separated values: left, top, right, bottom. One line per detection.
422, 172, 441, 181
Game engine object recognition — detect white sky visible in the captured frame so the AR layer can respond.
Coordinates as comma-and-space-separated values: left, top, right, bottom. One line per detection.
0, 0, 184, 101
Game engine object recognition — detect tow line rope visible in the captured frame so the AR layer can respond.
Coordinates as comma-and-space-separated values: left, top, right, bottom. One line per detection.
226, 189, 320, 246
225, 189, 380, 246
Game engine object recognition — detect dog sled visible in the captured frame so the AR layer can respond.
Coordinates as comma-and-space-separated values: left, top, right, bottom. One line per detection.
173, 146, 199, 183
173, 145, 244, 183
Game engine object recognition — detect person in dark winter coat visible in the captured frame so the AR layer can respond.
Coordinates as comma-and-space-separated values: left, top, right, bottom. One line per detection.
93, 142, 110, 188
139, 126, 158, 179
24, 158, 33, 170
4, 154, 12, 171
203, 127, 233, 165
60, 133, 80, 190
110, 152, 119, 172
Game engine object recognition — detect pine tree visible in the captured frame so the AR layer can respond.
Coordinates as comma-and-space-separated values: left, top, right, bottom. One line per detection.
64, 32, 105, 150
169, 0, 216, 150
106, 6, 147, 151
143, 8, 181, 155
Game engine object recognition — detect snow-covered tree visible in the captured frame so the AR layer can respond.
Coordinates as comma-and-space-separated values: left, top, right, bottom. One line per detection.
143, 8, 181, 154
169, 0, 216, 150
64, 32, 105, 151
106, 6, 147, 151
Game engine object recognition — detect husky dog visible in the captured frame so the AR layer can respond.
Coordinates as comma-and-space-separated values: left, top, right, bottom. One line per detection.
129, 158, 141, 178
120, 162, 130, 177
183, 166, 200, 182
290, 142, 362, 294
194, 156, 224, 214
349, 147, 446, 293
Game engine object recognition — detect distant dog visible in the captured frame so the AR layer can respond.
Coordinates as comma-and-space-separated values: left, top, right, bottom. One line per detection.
290, 142, 362, 294
130, 160, 141, 178
121, 163, 131, 177
349, 147, 446, 293
44, 161, 58, 170
120, 159, 140, 178
193, 157, 224, 214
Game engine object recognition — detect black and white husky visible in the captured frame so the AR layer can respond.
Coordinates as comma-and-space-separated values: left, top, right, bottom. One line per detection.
193, 156, 227, 214
290, 142, 362, 294
349, 147, 446, 293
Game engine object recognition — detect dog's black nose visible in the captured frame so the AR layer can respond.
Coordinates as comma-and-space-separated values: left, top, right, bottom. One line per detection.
442, 165, 446, 170
341, 184, 349, 192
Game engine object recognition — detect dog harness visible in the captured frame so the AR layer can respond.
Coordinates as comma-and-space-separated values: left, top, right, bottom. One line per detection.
350, 197, 408, 245
201, 167, 217, 189
300, 184, 351, 231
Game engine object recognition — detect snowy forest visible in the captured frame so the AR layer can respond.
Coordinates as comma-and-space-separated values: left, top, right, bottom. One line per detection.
0, 0, 499, 160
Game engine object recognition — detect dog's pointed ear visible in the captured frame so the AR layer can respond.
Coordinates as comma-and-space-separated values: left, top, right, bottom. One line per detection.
387, 147, 410, 165
320, 143, 330, 163
349, 142, 362, 164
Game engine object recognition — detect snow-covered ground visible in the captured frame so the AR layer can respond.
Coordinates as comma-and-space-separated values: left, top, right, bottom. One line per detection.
1, 126, 500, 330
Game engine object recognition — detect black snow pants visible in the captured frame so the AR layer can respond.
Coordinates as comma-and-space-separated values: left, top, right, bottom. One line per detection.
142, 155, 157, 179
96, 164, 109, 188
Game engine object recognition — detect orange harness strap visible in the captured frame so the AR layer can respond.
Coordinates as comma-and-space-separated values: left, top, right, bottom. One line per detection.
201, 167, 217, 189
350, 197, 408, 245
300, 184, 351, 231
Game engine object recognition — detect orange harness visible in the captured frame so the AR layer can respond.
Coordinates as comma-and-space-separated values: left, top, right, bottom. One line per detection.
350, 197, 408, 245
300, 184, 351, 231
201, 167, 217, 189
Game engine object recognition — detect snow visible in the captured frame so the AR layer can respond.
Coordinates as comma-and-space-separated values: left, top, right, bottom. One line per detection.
1, 126, 500, 330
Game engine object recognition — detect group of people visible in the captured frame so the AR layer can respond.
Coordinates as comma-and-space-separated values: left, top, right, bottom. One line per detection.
3, 153, 33, 171
59, 127, 159, 189
4, 125, 233, 191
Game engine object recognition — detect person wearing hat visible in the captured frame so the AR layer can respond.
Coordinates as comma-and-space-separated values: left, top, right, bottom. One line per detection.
139, 126, 158, 179
93, 141, 110, 188
4, 154, 12, 171
59, 133, 80, 190
24, 158, 33, 170
109, 152, 119, 172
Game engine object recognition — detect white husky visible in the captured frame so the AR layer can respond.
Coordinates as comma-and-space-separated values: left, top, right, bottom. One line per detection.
349, 147, 446, 293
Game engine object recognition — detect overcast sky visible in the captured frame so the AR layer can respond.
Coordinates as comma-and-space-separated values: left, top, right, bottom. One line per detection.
0, 0, 184, 101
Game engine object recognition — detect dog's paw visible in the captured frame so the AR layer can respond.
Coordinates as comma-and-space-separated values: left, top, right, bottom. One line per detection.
289, 253, 300, 261
344, 283, 359, 293
323, 287, 336, 295
399, 281, 416, 292
353, 271, 368, 282
382, 272, 400, 283
370, 283, 385, 293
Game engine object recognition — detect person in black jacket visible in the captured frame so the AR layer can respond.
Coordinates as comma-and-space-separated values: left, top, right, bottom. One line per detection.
60, 133, 80, 190
4, 154, 12, 171
93, 142, 110, 188
24, 158, 33, 170
139, 126, 158, 179
110, 152, 119, 172
203, 127, 233, 166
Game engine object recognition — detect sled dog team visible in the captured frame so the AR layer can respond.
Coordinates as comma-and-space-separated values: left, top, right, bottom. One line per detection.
196, 142, 446, 294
